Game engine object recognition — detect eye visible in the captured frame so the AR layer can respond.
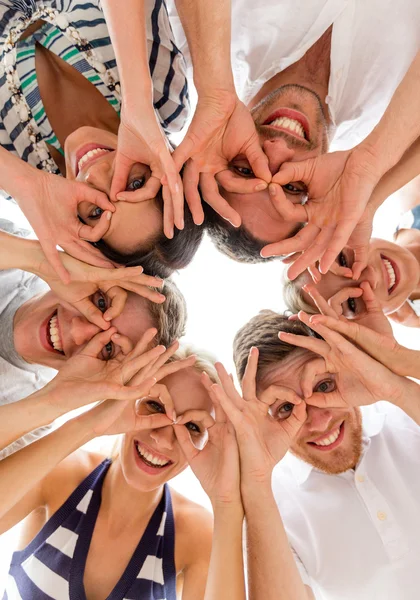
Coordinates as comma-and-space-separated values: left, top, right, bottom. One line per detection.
101, 340, 115, 361
146, 400, 166, 414
89, 207, 104, 220
346, 297, 357, 314
126, 177, 145, 191
185, 421, 201, 434
92, 291, 108, 313
276, 402, 295, 420
232, 165, 255, 178
337, 251, 348, 268
314, 379, 335, 394
282, 182, 307, 196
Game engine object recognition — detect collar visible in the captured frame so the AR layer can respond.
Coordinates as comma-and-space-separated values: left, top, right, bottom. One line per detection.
282, 404, 387, 486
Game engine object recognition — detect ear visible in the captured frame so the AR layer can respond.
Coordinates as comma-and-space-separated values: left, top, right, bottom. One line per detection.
388, 301, 420, 328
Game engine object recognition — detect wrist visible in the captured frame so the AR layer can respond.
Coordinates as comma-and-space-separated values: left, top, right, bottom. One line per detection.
211, 495, 243, 513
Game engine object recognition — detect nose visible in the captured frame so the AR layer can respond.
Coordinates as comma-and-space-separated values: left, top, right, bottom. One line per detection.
306, 406, 334, 433
84, 158, 113, 196
357, 264, 379, 291
149, 425, 175, 451
70, 316, 101, 347
262, 138, 295, 175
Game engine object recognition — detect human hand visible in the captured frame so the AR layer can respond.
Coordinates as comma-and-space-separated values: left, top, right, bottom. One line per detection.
261, 147, 383, 279
20, 171, 116, 283
111, 106, 183, 239
211, 352, 306, 487
279, 311, 409, 408
37, 252, 165, 330
174, 371, 241, 509
172, 91, 271, 228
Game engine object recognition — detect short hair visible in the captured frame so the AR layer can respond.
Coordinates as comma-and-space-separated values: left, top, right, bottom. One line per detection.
171, 344, 219, 384
204, 202, 302, 264
233, 309, 320, 384
282, 270, 317, 315
150, 278, 187, 348
93, 188, 203, 278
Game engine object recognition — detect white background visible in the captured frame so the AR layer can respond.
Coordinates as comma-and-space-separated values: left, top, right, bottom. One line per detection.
1, 184, 420, 591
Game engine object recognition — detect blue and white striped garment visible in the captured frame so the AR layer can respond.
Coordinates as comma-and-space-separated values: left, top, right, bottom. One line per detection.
4, 459, 177, 600
0, 0, 189, 175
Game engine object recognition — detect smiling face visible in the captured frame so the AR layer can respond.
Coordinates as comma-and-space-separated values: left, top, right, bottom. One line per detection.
260, 349, 363, 475
218, 84, 330, 243
119, 368, 214, 492
64, 126, 163, 255
299, 238, 420, 321
13, 289, 155, 370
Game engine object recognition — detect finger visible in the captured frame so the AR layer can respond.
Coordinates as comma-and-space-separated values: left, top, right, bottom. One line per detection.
175, 409, 215, 430
307, 263, 322, 284
78, 210, 112, 242
242, 347, 259, 401
182, 161, 205, 226
173, 424, 200, 462
261, 223, 319, 260
102, 286, 128, 321
287, 226, 334, 280
319, 220, 358, 275
41, 242, 70, 284
299, 357, 328, 399
328, 262, 353, 278
328, 287, 363, 317
360, 281, 383, 313
268, 185, 307, 221
278, 327, 331, 358
82, 188, 114, 212
142, 340, 180, 378
301, 316, 356, 357
302, 283, 338, 318
125, 327, 158, 361
245, 141, 272, 183
63, 240, 115, 270
273, 160, 317, 186
260, 384, 302, 407
153, 354, 196, 382
351, 246, 369, 281
163, 182, 175, 239
81, 327, 118, 358
200, 172, 241, 227
134, 411, 174, 430
159, 153, 184, 230
146, 383, 176, 421
172, 136, 196, 171
281, 252, 301, 265
112, 332, 135, 357
214, 362, 244, 409
122, 344, 166, 382
109, 280, 165, 305
110, 156, 132, 201
215, 170, 268, 194
210, 383, 244, 431
116, 176, 161, 203
75, 298, 110, 330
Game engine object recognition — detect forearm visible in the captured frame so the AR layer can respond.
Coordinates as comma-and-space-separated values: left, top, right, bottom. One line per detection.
174, 0, 234, 94
358, 51, 420, 174
0, 227, 45, 273
204, 504, 246, 600
242, 483, 308, 600
0, 146, 44, 204
0, 416, 94, 520
100, 0, 152, 105
393, 377, 420, 426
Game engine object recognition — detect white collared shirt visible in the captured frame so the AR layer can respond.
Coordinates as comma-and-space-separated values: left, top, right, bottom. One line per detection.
169, 0, 420, 151
272, 402, 420, 599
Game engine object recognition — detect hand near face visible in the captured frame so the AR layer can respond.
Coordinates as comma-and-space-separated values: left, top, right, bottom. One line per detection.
261, 148, 383, 279
20, 171, 116, 283
172, 92, 271, 228
111, 106, 184, 239
211, 352, 306, 487
38, 252, 165, 330
279, 312, 409, 409
174, 371, 241, 509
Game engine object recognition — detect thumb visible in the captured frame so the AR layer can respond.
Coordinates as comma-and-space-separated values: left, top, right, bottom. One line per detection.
110, 154, 132, 201
78, 210, 112, 242
273, 159, 317, 186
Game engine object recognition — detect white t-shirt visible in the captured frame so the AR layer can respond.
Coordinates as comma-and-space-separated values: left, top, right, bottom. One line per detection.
0, 219, 56, 459
169, 0, 420, 150
272, 402, 420, 600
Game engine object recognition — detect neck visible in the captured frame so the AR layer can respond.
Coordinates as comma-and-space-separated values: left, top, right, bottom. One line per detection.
396, 230, 420, 299
248, 26, 332, 118
100, 458, 164, 531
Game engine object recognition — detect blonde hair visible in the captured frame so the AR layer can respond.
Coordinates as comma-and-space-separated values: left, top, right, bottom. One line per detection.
281, 269, 317, 315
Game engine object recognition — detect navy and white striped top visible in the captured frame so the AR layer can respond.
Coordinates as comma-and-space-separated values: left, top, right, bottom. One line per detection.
0, 0, 189, 175
4, 459, 177, 600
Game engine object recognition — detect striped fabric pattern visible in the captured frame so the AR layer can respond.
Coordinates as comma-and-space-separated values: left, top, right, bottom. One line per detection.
4, 459, 177, 600
0, 0, 189, 175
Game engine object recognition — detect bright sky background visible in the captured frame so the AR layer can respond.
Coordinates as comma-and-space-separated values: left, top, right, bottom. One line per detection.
1, 176, 420, 592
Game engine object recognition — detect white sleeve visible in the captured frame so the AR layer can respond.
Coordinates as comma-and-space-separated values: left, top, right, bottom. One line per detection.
290, 545, 311, 587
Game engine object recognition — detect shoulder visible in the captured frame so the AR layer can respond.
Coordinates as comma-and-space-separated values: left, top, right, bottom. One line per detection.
171, 488, 213, 569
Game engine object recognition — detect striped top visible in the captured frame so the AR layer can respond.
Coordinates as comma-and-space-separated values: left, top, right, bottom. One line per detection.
4, 459, 177, 600
0, 0, 189, 175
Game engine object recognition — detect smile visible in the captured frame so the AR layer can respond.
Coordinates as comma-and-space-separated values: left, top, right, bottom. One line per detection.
380, 254, 399, 294
262, 108, 309, 141
75, 144, 113, 176
48, 312, 64, 353
134, 440, 173, 474
308, 421, 345, 451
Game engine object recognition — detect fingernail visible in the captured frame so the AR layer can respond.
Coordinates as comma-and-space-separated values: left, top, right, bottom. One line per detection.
104, 314, 112, 322
178, 219, 184, 229
158, 294, 166, 302
255, 183, 267, 192
112, 333, 121, 339
106, 211, 112, 220
268, 184, 277, 196
175, 183, 180, 194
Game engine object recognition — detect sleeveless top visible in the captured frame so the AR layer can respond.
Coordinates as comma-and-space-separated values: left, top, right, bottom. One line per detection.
0, 0, 189, 177
395, 204, 420, 317
4, 459, 177, 600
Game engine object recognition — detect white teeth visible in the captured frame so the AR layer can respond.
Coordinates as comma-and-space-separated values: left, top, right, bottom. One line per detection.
268, 117, 306, 139
313, 426, 340, 447
77, 148, 111, 172
48, 314, 63, 352
135, 443, 170, 467
382, 258, 396, 292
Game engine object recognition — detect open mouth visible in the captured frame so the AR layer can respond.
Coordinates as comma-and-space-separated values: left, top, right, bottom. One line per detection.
308, 421, 345, 451
134, 440, 173, 474
262, 108, 310, 141
75, 144, 113, 176
380, 254, 399, 294
46, 311, 64, 354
